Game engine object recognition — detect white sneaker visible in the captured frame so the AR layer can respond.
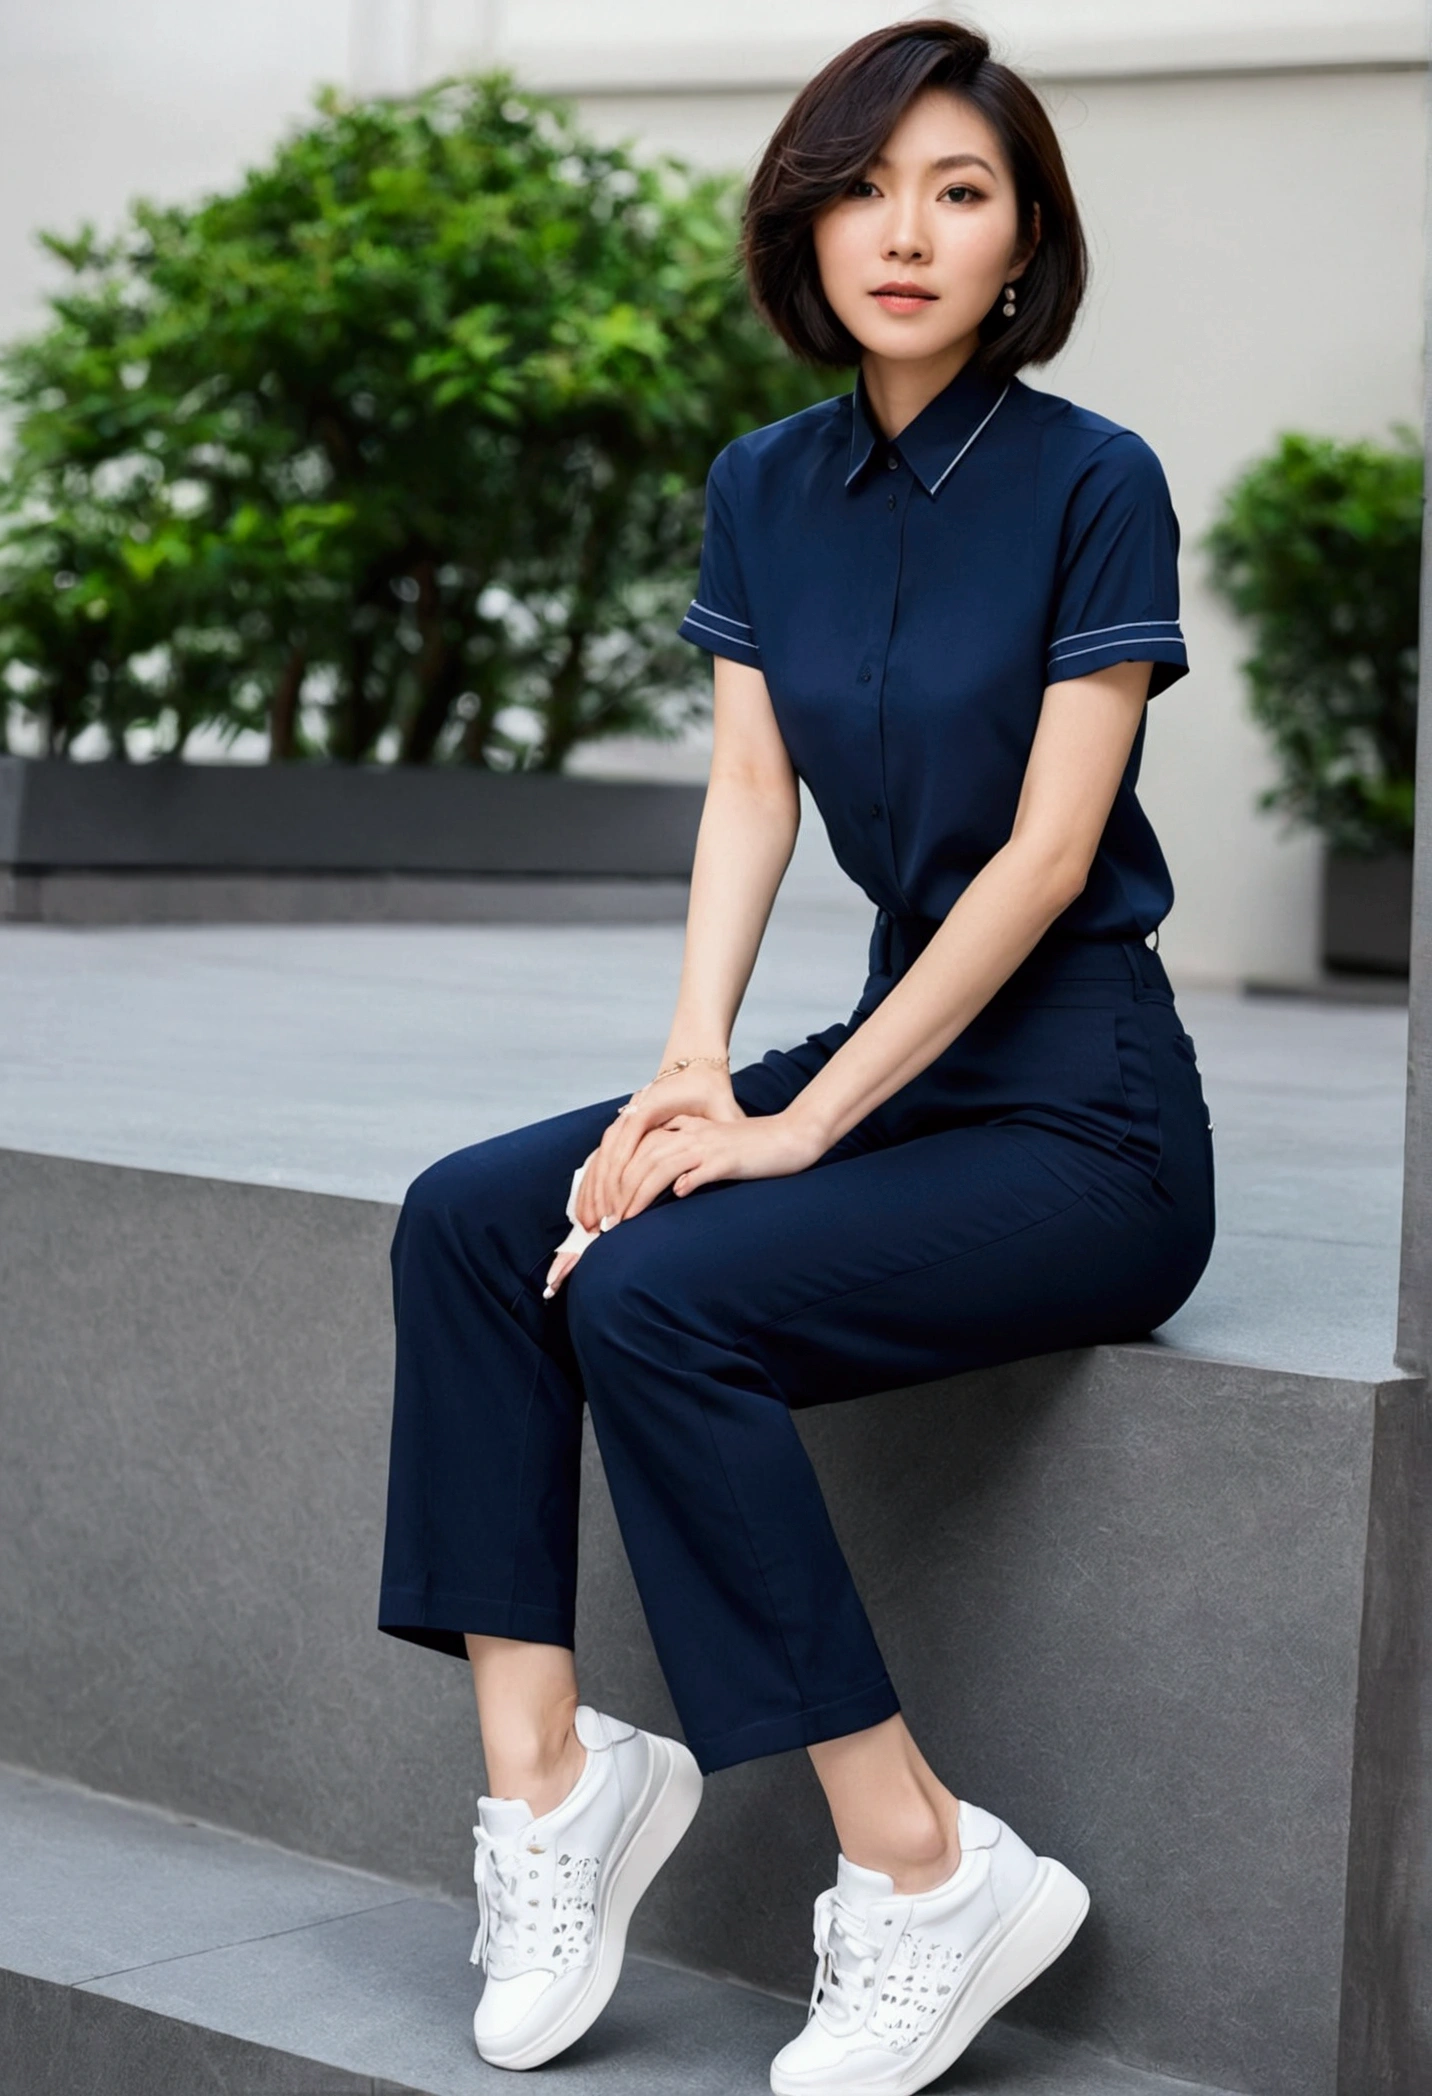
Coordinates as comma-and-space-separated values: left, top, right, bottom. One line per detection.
469, 1703, 703, 2070
769, 1798, 1089, 2095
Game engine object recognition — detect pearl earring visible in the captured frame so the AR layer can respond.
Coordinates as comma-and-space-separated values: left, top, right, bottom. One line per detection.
1001, 283, 1017, 318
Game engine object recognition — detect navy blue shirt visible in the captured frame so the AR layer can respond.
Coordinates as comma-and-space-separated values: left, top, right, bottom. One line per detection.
676, 355, 1189, 941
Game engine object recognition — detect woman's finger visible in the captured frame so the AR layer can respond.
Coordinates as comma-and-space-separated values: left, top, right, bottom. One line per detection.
605, 1124, 681, 1217
579, 1102, 648, 1229
667, 1125, 744, 1199
617, 1136, 710, 1221
575, 1127, 614, 1232
598, 1099, 677, 1218
579, 1112, 624, 1228
543, 1247, 582, 1298
671, 1153, 719, 1196
596, 1118, 678, 1221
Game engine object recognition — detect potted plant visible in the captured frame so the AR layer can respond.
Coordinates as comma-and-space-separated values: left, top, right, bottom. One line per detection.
1206, 428, 1420, 975
0, 71, 827, 919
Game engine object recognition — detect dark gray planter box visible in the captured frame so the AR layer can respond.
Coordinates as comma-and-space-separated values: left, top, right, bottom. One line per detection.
0, 757, 704, 925
1322, 845, 1414, 976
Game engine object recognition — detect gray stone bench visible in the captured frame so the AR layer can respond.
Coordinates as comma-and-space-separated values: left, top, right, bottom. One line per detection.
2, 1144, 1424, 2095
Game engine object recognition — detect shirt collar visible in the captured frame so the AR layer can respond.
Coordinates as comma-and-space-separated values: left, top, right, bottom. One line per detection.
845, 356, 1011, 497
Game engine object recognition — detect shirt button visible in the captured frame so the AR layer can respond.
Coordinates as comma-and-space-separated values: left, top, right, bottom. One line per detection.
887, 452, 900, 471
887, 494, 896, 510
858, 666, 872, 683
869, 802, 883, 819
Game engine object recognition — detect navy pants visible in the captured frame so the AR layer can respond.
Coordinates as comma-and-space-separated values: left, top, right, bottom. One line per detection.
378, 915, 1215, 1776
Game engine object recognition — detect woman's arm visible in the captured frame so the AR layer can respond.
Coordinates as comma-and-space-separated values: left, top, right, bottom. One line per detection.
607, 657, 1155, 1214
568, 653, 799, 1239
657, 657, 801, 1078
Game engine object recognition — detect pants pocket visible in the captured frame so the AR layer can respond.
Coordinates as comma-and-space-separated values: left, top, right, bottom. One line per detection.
1168, 1028, 1217, 1217
1139, 1019, 1217, 1230
1111, 1010, 1164, 1180
916, 1001, 1140, 1166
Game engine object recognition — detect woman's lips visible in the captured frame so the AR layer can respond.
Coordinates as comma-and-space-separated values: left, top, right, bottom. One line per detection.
872, 288, 937, 313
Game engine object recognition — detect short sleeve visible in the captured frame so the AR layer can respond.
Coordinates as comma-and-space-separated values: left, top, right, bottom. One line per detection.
1045, 432, 1188, 697
676, 445, 763, 667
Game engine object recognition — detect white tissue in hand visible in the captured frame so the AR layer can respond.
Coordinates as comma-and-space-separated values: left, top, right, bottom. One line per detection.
550, 1149, 602, 1267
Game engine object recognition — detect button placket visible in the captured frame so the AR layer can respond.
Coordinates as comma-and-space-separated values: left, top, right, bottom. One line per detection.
872, 465, 914, 908
849, 457, 908, 906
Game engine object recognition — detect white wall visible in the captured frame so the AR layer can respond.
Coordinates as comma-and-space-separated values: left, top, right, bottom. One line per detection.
404, 0, 1425, 82
0, 2, 352, 343
434, 4, 1430, 987
1042, 67, 1426, 985
0, 1, 1424, 982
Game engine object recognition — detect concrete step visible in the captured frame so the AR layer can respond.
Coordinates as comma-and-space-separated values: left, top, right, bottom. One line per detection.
3, 1143, 1418, 2093
1, 1764, 1242, 2096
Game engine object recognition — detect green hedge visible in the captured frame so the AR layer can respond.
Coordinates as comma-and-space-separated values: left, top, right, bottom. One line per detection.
1205, 429, 1422, 854
0, 72, 825, 767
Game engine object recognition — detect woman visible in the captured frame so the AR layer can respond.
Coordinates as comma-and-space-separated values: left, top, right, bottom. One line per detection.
378, 19, 1215, 2094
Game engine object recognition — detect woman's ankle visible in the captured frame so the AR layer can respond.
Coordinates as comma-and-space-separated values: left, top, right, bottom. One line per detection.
846, 1792, 964, 1895
481, 1700, 586, 1817
465, 1639, 584, 1816
808, 1713, 968, 1892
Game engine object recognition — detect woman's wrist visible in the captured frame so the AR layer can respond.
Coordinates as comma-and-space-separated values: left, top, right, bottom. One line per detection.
779, 1093, 839, 1159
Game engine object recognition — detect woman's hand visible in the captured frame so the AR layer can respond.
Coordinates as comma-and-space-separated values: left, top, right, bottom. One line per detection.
575, 1064, 744, 1235
544, 1099, 824, 1298
542, 1066, 741, 1300
612, 1107, 824, 1220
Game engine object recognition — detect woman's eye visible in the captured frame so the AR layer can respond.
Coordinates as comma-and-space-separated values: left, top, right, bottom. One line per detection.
847, 178, 981, 202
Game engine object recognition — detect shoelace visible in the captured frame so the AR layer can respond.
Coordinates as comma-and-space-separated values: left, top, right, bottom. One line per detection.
808, 1887, 887, 2035
470, 1824, 537, 1969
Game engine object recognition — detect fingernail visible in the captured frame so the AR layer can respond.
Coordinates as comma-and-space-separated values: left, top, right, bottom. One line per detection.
542, 1284, 554, 1299
599, 1215, 616, 1231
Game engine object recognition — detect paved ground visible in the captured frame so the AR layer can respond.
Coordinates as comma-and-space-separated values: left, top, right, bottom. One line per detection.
0, 864, 1407, 1382
0, 1763, 1245, 2096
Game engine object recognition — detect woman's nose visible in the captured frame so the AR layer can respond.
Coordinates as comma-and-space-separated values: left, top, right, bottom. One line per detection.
881, 200, 928, 259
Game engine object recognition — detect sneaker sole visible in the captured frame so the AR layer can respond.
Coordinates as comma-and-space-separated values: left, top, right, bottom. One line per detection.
475, 1731, 704, 2071
769, 1854, 1090, 2096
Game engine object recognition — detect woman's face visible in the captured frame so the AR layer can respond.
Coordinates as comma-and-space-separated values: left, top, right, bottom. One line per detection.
812, 87, 1033, 364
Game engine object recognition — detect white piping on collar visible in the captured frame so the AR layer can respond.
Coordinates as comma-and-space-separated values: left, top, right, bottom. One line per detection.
927, 382, 1011, 495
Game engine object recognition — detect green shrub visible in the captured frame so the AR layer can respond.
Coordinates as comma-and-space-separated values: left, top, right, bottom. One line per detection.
1205, 429, 1422, 854
0, 72, 824, 766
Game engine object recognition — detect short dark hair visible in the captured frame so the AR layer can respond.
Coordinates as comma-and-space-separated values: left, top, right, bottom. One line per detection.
742, 18, 1087, 383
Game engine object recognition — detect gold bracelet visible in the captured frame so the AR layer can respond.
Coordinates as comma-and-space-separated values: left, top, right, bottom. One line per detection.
648, 1054, 730, 1085
614, 1053, 731, 1116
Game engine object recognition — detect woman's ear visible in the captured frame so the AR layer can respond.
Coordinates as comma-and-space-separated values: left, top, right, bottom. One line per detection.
1010, 199, 1042, 282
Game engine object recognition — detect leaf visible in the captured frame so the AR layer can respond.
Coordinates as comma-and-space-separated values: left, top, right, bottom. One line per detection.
1204, 430, 1421, 852
0, 67, 826, 765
